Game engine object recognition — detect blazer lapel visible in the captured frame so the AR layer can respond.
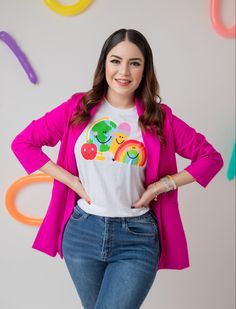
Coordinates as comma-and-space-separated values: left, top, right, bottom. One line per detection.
69, 99, 102, 174
135, 97, 160, 187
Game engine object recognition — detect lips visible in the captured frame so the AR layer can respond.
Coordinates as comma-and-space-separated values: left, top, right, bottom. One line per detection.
115, 79, 131, 86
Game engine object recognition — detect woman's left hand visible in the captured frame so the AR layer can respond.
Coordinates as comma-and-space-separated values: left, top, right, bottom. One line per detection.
132, 182, 162, 208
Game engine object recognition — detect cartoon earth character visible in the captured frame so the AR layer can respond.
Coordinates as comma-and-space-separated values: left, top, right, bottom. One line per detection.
110, 122, 131, 158
89, 119, 117, 160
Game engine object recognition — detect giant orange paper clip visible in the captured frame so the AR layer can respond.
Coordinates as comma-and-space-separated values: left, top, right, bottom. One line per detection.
5, 174, 53, 226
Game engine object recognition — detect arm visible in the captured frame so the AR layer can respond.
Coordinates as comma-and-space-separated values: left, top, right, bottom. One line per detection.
39, 160, 91, 204
132, 170, 196, 208
11, 94, 78, 174
170, 113, 224, 188
132, 108, 224, 208
11, 94, 91, 203
152, 170, 196, 195
11, 100, 70, 174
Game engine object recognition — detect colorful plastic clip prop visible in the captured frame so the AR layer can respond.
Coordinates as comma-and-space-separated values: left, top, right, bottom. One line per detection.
210, 0, 236, 38
0, 31, 38, 83
5, 174, 53, 226
44, 0, 93, 16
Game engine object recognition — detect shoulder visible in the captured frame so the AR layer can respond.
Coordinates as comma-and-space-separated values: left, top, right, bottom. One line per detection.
160, 102, 172, 112
159, 102, 173, 120
66, 92, 85, 112
41, 92, 85, 125
57, 92, 85, 121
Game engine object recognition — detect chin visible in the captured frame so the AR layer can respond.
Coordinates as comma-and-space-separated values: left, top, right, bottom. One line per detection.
115, 89, 133, 97
112, 85, 135, 95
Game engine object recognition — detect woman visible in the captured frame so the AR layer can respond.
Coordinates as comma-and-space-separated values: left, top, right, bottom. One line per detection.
11, 29, 224, 309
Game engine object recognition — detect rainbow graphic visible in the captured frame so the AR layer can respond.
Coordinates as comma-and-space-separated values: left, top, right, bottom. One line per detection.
113, 139, 147, 166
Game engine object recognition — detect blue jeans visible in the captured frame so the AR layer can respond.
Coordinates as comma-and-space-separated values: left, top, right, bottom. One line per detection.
62, 204, 161, 309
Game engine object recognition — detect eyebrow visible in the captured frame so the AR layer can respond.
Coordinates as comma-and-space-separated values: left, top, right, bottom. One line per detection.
109, 55, 143, 62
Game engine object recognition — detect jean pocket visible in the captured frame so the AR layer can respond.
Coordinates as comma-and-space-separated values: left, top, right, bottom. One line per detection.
70, 205, 88, 221
125, 220, 157, 238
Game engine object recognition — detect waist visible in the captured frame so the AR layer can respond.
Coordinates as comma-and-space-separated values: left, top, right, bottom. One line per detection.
76, 200, 152, 221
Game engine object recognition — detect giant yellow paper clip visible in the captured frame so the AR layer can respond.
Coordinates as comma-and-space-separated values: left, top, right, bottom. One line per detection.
44, 0, 93, 16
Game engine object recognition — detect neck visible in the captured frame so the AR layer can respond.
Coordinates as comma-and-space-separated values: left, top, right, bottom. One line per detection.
105, 89, 135, 109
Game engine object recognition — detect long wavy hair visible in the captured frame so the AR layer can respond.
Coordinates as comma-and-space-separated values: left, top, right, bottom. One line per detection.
70, 28, 166, 147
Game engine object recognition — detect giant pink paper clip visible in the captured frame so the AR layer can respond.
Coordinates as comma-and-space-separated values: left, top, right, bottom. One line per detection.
210, 0, 236, 38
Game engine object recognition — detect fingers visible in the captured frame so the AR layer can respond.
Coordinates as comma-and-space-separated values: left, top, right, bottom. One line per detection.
73, 180, 92, 205
131, 204, 149, 209
80, 188, 91, 205
84, 193, 91, 205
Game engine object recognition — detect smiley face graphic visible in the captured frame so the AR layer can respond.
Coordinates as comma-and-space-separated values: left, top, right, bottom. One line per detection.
113, 139, 147, 166
109, 122, 131, 156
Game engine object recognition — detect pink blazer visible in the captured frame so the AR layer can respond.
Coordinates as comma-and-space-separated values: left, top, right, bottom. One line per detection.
11, 93, 224, 270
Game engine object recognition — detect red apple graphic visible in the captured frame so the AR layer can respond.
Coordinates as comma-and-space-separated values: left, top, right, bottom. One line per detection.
81, 142, 97, 160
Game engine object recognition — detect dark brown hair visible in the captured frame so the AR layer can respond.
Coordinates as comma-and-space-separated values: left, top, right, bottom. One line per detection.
70, 28, 166, 147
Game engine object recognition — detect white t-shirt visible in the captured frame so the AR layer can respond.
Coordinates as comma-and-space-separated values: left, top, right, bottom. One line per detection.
74, 98, 149, 217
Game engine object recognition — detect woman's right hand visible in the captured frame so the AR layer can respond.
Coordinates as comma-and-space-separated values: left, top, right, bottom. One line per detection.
39, 161, 92, 205
70, 176, 92, 205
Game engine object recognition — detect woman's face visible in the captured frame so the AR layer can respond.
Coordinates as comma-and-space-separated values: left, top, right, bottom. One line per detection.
105, 40, 145, 100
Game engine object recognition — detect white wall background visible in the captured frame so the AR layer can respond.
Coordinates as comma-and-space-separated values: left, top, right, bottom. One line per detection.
0, 1, 235, 308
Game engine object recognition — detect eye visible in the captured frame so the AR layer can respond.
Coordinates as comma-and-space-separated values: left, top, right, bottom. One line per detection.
110, 59, 120, 64
130, 61, 141, 67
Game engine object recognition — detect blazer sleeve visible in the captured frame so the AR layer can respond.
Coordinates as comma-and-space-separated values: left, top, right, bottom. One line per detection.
11, 94, 77, 174
168, 106, 224, 188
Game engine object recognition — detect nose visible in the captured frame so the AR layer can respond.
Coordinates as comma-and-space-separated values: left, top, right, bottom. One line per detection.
119, 62, 130, 76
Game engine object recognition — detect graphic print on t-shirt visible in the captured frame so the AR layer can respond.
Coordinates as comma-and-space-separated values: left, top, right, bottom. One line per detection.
80, 117, 147, 167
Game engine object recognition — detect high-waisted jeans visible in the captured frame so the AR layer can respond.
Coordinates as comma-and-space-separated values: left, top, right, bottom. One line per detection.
62, 203, 161, 309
